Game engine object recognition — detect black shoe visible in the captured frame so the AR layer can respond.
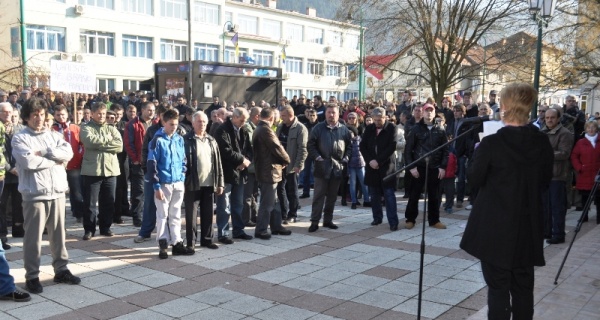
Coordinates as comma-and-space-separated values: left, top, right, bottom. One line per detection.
402, 194, 409, 199
341, 199, 347, 206
113, 218, 124, 224
218, 237, 234, 244
25, 278, 43, 294
546, 238, 565, 244
272, 228, 292, 235
363, 202, 371, 207
82, 231, 93, 241
282, 219, 289, 225
0, 290, 31, 302
133, 220, 142, 227
323, 222, 338, 230
158, 239, 168, 259
255, 232, 271, 240
299, 194, 310, 199
185, 246, 196, 254
100, 229, 114, 237
371, 220, 382, 226
172, 242, 193, 256
54, 269, 81, 285
245, 221, 257, 227
308, 223, 319, 233
1, 239, 11, 250
543, 234, 552, 240
233, 233, 253, 240
351, 203, 357, 209
201, 243, 219, 249
390, 225, 398, 231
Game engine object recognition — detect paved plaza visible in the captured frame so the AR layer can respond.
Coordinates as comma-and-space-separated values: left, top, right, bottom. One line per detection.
1, 195, 598, 320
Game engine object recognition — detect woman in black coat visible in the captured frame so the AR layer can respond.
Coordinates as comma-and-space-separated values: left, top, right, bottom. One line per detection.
460, 83, 553, 320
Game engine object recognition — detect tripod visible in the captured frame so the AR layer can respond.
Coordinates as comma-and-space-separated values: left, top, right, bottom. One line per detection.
553, 171, 600, 284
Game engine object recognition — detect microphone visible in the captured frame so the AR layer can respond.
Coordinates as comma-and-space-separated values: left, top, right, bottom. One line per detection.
462, 115, 494, 124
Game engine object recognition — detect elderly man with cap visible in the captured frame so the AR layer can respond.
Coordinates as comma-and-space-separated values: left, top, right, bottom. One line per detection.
404, 103, 449, 230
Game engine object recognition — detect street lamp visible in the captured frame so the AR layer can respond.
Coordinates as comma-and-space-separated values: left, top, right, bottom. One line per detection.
528, 0, 556, 119
222, 21, 234, 63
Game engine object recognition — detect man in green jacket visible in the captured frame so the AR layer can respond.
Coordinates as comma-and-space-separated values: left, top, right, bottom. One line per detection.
80, 103, 123, 240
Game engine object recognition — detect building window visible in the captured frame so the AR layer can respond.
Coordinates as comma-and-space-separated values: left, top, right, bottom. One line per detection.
252, 50, 273, 67
194, 43, 218, 61
326, 91, 341, 101
98, 78, 115, 92
344, 92, 358, 101
261, 19, 281, 40
306, 90, 322, 99
285, 57, 302, 73
306, 27, 323, 44
345, 34, 359, 50
123, 80, 139, 92
307, 59, 323, 75
224, 11, 232, 24
327, 31, 342, 47
79, 0, 114, 9
160, 39, 187, 61
122, 35, 153, 58
122, 0, 152, 15
225, 46, 248, 63
238, 14, 257, 35
80, 31, 114, 55
26, 25, 66, 52
161, 0, 186, 20
326, 62, 341, 77
194, 1, 219, 25
285, 89, 302, 99
286, 23, 303, 42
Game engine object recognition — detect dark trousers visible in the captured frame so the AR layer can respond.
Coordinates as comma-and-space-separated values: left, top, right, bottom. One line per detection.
481, 261, 534, 320
114, 158, 129, 222
284, 172, 299, 219
277, 176, 289, 220
403, 171, 413, 196
128, 163, 144, 222
369, 185, 398, 226
439, 177, 456, 209
542, 181, 567, 239
242, 173, 258, 224
310, 176, 341, 224
405, 167, 441, 225
256, 182, 284, 234
456, 155, 467, 203
183, 188, 214, 247
301, 159, 314, 196
82, 175, 116, 234
66, 169, 84, 218
0, 183, 24, 237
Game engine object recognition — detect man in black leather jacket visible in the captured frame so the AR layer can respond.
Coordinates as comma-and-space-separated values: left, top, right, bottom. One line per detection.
306, 104, 351, 232
404, 103, 449, 230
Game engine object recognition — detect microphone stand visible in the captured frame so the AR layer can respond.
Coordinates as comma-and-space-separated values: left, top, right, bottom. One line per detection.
384, 120, 485, 320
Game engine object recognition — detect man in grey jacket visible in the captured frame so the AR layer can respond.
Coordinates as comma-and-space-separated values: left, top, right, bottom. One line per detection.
12, 98, 80, 294
307, 104, 351, 232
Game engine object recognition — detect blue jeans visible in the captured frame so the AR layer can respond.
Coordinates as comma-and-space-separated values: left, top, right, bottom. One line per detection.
543, 181, 567, 239
82, 176, 116, 234
138, 179, 157, 238
349, 167, 369, 204
216, 180, 246, 238
455, 156, 467, 203
0, 246, 15, 295
301, 159, 314, 195
66, 169, 84, 218
369, 185, 398, 226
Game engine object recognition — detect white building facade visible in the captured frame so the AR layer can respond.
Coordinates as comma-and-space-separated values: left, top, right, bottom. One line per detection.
1, 0, 360, 100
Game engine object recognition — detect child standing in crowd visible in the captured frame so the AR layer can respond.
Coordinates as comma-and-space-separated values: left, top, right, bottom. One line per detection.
146, 109, 191, 259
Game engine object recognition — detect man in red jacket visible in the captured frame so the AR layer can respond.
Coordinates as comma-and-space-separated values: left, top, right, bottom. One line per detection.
124, 101, 156, 227
53, 105, 85, 222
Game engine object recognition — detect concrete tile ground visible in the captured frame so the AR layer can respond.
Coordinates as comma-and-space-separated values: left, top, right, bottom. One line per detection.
2, 194, 598, 319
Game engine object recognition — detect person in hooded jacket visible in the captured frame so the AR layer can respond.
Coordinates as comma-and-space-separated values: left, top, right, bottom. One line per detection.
460, 83, 553, 320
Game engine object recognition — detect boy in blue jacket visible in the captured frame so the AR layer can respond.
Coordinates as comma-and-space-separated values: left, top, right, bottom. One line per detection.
146, 109, 190, 259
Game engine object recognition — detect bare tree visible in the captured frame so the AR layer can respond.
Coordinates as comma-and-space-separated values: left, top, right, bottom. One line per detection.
337, 0, 528, 103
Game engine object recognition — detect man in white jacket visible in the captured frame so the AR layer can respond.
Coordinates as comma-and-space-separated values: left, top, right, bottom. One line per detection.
12, 97, 81, 294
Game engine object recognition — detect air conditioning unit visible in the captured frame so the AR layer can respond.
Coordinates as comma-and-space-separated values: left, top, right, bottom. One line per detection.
60, 53, 70, 61
324, 46, 332, 53
283, 72, 291, 80
74, 54, 84, 62
338, 77, 348, 85
74, 4, 84, 15
314, 75, 322, 81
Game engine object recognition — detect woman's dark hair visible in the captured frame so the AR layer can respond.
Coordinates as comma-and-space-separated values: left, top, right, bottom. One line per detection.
21, 97, 48, 124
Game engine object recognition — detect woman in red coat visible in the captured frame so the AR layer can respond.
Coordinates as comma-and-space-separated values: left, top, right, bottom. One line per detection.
570, 120, 600, 224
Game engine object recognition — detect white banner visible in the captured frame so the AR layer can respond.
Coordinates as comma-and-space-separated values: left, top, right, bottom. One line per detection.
50, 60, 97, 94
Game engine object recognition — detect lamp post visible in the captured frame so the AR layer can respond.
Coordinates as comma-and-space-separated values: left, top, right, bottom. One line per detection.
528, 0, 556, 119
481, 36, 487, 104
359, 23, 365, 101
222, 21, 233, 63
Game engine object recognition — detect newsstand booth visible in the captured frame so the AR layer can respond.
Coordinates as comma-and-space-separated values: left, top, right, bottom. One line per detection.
154, 61, 282, 108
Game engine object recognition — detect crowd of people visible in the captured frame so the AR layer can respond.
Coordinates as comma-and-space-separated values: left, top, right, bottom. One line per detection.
0, 84, 595, 316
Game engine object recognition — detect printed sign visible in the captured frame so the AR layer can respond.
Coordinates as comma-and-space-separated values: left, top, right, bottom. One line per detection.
50, 60, 96, 94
